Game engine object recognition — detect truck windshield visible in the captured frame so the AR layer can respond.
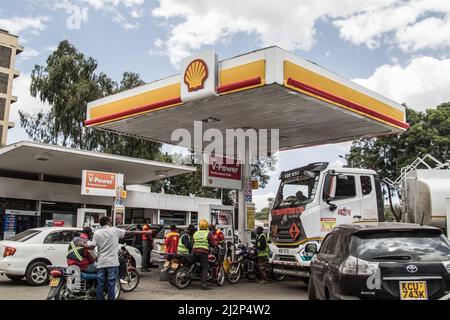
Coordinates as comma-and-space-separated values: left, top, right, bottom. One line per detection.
273, 175, 318, 209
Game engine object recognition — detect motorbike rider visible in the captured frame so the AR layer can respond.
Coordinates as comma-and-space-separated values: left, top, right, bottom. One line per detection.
192, 219, 214, 290
255, 226, 270, 284
164, 225, 180, 254
178, 224, 196, 254
67, 227, 96, 273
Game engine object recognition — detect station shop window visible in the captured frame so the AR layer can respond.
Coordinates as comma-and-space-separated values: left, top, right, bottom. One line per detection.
0, 197, 37, 211
0, 73, 8, 94
159, 210, 187, 226
0, 46, 12, 69
0, 98, 5, 121
190, 212, 198, 225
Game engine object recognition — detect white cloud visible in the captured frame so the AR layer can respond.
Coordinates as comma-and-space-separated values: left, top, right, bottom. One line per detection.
151, 0, 398, 65
151, 0, 450, 65
253, 192, 275, 212
11, 73, 51, 123
0, 16, 49, 36
17, 48, 40, 61
353, 56, 450, 111
334, 0, 450, 52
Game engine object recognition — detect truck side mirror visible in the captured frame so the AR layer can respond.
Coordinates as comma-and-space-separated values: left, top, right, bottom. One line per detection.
305, 243, 318, 255
325, 174, 337, 211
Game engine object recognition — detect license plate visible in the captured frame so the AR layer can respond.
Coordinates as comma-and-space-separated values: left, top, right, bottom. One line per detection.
171, 262, 179, 269
49, 277, 60, 287
399, 281, 428, 300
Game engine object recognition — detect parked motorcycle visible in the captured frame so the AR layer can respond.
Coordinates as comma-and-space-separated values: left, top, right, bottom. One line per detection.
119, 245, 140, 292
227, 244, 285, 283
46, 265, 121, 300
167, 248, 225, 289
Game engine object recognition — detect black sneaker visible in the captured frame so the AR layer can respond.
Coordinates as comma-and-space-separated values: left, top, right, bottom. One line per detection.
141, 268, 151, 272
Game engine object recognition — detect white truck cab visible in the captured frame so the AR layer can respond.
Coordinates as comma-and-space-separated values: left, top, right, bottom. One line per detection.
269, 162, 384, 278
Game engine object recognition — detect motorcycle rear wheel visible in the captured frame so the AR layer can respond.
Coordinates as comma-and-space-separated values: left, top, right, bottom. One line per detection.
55, 283, 72, 300
121, 270, 140, 292
173, 267, 192, 289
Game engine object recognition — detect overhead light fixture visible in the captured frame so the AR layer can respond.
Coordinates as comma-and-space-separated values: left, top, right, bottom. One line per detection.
35, 153, 51, 161
201, 117, 220, 123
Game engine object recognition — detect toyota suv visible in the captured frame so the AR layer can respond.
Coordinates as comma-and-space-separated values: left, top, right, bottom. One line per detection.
308, 223, 450, 300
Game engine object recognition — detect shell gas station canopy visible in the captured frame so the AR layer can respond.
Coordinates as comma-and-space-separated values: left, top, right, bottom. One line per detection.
85, 46, 408, 151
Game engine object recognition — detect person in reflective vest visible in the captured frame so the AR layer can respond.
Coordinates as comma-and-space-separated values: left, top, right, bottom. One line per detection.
255, 226, 269, 283
67, 227, 96, 273
193, 219, 214, 290
141, 220, 153, 272
178, 224, 196, 254
164, 225, 180, 254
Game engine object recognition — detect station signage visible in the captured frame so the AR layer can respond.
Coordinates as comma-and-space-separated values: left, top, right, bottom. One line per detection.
202, 154, 242, 190
180, 49, 218, 102
81, 170, 120, 197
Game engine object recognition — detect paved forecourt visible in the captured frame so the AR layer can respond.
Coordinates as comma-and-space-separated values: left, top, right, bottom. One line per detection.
0, 271, 308, 300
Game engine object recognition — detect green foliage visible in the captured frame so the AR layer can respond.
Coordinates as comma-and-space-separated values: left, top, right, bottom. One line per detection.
255, 197, 274, 220
346, 103, 450, 181
19, 40, 160, 159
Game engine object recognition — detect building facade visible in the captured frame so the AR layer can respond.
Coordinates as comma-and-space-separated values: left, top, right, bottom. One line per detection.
0, 30, 22, 146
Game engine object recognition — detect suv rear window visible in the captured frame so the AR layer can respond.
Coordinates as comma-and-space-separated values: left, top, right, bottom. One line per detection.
9, 230, 41, 242
350, 230, 450, 262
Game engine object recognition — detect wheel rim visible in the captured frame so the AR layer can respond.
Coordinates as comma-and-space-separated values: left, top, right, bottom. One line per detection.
31, 266, 48, 284
122, 271, 139, 290
58, 284, 71, 300
228, 266, 240, 283
217, 268, 225, 285
176, 269, 190, 287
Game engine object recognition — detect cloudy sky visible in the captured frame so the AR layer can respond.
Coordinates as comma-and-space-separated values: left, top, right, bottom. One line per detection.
2, 0, 450, 210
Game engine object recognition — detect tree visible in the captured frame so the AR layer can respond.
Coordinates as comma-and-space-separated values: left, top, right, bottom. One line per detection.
19, 40, 161, 159
346, 102, 450, 220
255, 197, 274, 220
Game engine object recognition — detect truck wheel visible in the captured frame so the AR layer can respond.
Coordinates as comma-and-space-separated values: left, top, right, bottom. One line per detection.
272, 273, 285, 281
6, 274, 24, 281
26, 261, 49, 286
308, 278, 317, 300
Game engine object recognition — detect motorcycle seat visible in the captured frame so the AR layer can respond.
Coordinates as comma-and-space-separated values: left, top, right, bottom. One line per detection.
80, 272, 97, 280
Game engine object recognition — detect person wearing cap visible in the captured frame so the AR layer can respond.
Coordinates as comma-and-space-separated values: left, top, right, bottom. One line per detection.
178, 224, 196, 255
164, 225, 180, 254
67, 227, 97, 273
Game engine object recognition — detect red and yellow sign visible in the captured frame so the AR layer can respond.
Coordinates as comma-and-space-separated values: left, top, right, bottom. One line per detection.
81, 170, 118, 197
184, 59, 208, 92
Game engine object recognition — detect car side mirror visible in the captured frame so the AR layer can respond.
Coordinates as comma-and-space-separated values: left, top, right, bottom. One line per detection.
305, 243, 318, 255
325, 174, 337, 211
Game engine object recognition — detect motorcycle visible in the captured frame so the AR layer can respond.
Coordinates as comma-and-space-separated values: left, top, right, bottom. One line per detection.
119, 245, 140, 292
46, 265, 121, 300
227, 244, 285, 283
167, 248, 226, 289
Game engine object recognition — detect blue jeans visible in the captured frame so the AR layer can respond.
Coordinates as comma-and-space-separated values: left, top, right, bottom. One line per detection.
96, 267, 118, 300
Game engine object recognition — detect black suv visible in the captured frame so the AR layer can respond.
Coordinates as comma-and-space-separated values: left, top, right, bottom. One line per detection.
309, 223, 450, 300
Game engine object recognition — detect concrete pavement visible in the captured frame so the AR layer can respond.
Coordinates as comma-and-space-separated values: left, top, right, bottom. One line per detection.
0, 270, 308, 300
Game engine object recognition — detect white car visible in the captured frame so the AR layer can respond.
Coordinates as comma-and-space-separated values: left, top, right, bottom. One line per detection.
0, 227, 142, 286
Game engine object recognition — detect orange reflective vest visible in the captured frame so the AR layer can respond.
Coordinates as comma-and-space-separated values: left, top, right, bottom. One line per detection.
164, 231, 180, 254
142, 224, 150, 241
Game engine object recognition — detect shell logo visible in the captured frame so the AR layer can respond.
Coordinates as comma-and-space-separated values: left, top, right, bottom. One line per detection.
184, 59, 208, 92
